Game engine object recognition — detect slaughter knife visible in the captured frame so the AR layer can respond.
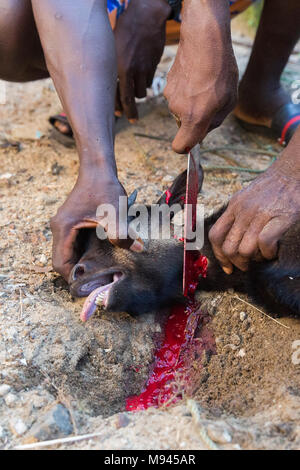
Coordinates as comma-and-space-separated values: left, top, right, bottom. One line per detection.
183, 143, 202, 297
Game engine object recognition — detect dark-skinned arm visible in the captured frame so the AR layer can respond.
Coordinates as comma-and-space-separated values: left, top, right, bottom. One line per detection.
31, 0, 142, 281
164, 0, 238, 152
209, 127, 300, 273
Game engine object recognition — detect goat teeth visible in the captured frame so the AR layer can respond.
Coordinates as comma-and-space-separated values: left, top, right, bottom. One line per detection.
95, 295, 104, 306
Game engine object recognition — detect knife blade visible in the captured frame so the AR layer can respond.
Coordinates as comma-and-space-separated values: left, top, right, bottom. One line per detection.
183, 143, 201, 297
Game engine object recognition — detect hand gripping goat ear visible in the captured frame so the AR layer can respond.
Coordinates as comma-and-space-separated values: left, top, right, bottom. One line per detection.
69, 164, 300, 317
73, 188, 143, 253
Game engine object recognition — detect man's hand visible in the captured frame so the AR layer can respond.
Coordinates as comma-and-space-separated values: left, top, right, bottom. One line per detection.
114, 0, 171, 121
209, 131, 300, 273
51, 171, 143, 281
164, 0, 238, 153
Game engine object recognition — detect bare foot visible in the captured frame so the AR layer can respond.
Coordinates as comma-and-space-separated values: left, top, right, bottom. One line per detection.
234, 81, 290, 128
54, 120, 72, 135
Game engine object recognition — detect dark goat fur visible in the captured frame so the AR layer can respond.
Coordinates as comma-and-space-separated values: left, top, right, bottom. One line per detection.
69, 169, 300, 317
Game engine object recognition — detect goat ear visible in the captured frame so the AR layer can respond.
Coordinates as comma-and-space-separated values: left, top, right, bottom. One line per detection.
156, 163, 204, 207
128, 190, 138, 208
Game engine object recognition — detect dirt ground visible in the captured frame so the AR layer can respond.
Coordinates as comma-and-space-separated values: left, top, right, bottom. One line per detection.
0, 26, 300, 450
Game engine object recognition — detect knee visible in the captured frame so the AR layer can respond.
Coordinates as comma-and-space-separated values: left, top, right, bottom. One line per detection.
0, 0, 38, 80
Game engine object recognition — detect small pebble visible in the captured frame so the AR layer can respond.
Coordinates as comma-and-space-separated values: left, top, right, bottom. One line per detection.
51, 162, 64, 175
162, 175, 174, 183
0, 172, 14, 180
43, 196, 58, 206
0, 384, 11, 397
115, 413, 131, 429
240, 311, 247, 321
231, 334, 241, 346
207, 425, 232, 444
28, 404, 73, 441
11, 419, 27, 436
237, 348, 246, 358
5, 393, 18, 406
39, 254, 47, 266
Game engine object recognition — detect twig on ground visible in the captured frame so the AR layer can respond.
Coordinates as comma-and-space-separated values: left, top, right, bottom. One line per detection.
234, 296, 290, 329
186, 399, 219, 450
19, 288, 24, 321
202, 157, 276, 174
199, 145, 278, 158
134, 132, 170, 142
208, 150, 241, 167
14, 431, 105, 450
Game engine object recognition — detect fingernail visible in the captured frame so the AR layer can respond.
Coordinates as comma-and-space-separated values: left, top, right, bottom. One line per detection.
129, 119, 137, 125
115, 111, 122, 117
222, 266, 233, 275
131, 239, 144, 253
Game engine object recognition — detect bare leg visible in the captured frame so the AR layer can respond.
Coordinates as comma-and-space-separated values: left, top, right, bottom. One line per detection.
0, 0, 48, 82
31, 0, 117, 171
0, 0, 132, 281
234, 0, 300, 127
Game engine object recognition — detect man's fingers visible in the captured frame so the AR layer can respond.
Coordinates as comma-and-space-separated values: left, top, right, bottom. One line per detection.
238, 215, 268, 259
258, 217, 290, 260
221, 220, 249, 272
209, 213, 235, 274
119, 75, 138, 121
51, 225, 79, 281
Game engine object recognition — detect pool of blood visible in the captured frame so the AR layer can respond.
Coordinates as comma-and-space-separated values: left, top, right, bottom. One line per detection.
126, 253, 209, 412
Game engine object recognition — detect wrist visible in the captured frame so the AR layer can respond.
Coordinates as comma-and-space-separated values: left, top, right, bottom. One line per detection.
181, 0, 231, 36
78, 155, 118, 183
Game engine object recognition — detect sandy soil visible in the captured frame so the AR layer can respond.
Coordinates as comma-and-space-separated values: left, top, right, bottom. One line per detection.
0, 30, 300, 450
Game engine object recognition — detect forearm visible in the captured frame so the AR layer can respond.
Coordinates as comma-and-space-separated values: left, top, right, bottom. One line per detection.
182, 0, 232, 40
165, 0, 238, 151
31, 0, 117, 179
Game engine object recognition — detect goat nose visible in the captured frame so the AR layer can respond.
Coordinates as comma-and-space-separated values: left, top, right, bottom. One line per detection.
71, 263, 86, 281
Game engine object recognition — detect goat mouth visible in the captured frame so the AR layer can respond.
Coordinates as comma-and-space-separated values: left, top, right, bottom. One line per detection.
80, 272, 123, 322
